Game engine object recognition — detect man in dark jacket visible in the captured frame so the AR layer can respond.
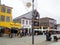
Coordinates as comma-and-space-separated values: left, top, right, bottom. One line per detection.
46, 30, 51, 41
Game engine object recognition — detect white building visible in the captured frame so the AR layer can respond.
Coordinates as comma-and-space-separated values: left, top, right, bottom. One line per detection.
13, 17, 32, 34
21, 17, 32, 34
13, 10, 40, 34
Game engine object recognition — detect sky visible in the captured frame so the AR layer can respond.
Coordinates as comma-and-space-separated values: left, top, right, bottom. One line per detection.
1, 0, 60, 24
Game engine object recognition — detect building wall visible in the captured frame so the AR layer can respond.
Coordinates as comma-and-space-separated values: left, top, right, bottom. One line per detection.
40, 17, 57, 29
21, 18, 32, 29
40, 18, 49, 29
57, 24, 60, 31
57, 27, 60, 31
0, 5, 12, 22
0, 5, 12, 28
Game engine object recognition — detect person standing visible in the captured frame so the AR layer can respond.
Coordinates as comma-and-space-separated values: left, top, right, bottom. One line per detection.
23, 30, 26, 36
45, 30, 52, 41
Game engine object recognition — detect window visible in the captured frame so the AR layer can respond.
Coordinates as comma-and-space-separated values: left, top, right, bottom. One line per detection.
1, 6, 6, 12
7, 8, 11, 13
34, 22, 39, 26
6, 16, 10, 22
1, 15, 5, 21
29, 20, 31, 25
22, 20, 24, 24
26, 20, 28, 24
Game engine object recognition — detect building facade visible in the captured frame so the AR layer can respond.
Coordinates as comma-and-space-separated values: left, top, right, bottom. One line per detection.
0, 5, 12, 22
40, 17, 57, 31
57, 24, 60, 31
21, 17, 32, 34
57, 24, 60, 33
13, 17, 32, 35
0, 4, 22, 35
13, 10, 40, 35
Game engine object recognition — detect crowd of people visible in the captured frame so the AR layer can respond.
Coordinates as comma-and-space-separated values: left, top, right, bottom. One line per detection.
0, 29, 59, 42
8, 29, 31, 38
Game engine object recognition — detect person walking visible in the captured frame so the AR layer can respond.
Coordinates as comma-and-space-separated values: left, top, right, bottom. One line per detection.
17, 30, 20, 38
17, 30, 22, 38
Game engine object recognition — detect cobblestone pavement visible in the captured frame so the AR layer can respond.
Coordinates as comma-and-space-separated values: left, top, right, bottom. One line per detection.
0, 34, 60, 45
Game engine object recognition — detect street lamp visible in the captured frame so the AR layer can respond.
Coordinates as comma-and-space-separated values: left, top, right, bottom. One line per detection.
32, 0, 34, 45
26, 0, 34, 45
21, 0, 35, 45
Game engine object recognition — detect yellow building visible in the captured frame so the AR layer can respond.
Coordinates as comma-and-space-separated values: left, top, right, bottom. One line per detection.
0, 5, 12, 28
0, 4, 22, 34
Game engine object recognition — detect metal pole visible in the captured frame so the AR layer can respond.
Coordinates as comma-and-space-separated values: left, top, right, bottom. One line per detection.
32, 0, 34, 45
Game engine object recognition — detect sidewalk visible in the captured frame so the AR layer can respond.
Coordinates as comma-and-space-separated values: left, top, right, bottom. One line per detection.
49, 41, 60, 45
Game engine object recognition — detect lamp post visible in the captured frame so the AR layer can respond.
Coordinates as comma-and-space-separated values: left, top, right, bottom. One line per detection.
21, 0, 35, 45
32, 0, 34, 45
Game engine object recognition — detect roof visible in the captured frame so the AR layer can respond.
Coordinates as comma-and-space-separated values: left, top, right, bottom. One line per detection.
13, 10, 40, 20
57, 24, 60, 26
40, 17, 56, 20
21, 17, 32, 20
0, 4, 13, 9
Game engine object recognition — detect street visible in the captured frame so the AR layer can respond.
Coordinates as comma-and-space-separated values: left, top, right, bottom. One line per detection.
0, 34, 60, 45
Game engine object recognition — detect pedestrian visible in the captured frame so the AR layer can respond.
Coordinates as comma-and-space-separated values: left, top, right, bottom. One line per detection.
45, 30, 52, 41
23, 30, 26, 36
0, 30, 2, 37
20, 30, 22, 37
17, 30, 20, 38
17, 30, 22, 38
9, 29, 13, 38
